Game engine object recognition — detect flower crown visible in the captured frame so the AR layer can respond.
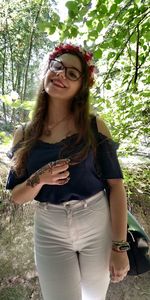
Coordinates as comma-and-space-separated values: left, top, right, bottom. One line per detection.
49, 43, 95, 87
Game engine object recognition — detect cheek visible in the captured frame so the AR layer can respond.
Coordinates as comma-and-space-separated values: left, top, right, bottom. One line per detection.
44, 72, 50, 86
71, 80, 82, 94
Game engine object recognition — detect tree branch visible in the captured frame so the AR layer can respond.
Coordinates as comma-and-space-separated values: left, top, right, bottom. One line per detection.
100, 9, 150, 88
134, 24, 140, 85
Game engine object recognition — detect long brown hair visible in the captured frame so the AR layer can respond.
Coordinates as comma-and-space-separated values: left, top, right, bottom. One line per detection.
12, 49, 96, 176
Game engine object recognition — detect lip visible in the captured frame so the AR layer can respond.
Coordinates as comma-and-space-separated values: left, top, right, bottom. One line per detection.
51, 79, 67, 88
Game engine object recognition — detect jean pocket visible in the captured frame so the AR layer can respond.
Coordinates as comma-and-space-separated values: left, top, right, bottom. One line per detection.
86, 199, 103, 212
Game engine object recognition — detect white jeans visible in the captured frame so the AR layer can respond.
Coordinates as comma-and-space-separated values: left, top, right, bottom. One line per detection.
34, 191, 112, 300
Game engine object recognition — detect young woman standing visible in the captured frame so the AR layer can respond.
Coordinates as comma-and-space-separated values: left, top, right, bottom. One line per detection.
6, 43, 130, 300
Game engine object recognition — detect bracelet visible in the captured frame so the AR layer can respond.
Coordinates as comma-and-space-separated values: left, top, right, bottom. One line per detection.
112, 240, 129, 246
112, 248, 128, 253
112, 240, 130, 252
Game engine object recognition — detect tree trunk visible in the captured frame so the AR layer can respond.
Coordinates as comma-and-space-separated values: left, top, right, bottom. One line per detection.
22, 0, 43, 103
2, 33, 7, 125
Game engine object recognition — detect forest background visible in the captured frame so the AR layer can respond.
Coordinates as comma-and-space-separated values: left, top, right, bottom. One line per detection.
0, 0, 150, 299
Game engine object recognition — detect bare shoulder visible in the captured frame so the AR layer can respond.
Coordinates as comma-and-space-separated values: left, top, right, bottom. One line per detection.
12, 122, 30, 147
96, 117, 112, 138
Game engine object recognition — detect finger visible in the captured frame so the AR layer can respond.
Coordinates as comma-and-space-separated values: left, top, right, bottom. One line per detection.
111, 277, 124, 283
54, 159, 70, 166
52, 164, 69, 174
111, 271, 127, 283
58, 171, 70, 179
57, 177, 70, 185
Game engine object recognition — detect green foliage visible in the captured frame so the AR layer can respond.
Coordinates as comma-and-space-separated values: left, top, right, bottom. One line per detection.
0, 0, 149, 155
123, 165, 150, 198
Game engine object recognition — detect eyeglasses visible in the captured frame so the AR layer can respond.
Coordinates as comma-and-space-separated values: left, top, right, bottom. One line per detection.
49, 59, 82, 81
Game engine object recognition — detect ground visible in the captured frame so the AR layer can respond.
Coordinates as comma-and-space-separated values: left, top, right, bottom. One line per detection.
0, 147, 150, 300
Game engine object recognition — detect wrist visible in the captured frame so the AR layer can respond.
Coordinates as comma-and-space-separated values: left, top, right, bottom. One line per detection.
112, 240, 130, 252
26, 172, 44, 188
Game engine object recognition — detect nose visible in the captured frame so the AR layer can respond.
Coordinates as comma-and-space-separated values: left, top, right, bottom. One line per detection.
56, 69, 66, 79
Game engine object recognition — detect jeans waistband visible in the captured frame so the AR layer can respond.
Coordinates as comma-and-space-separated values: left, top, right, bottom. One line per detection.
37, 191, 105, 211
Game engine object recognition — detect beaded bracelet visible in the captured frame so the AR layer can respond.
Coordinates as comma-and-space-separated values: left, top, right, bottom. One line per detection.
112, 240, 130, 252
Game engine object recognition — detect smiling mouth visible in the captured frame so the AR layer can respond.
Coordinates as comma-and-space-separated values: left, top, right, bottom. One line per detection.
51, 80, 66, 88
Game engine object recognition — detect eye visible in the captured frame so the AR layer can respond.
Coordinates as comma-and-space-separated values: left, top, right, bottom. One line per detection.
68, 69, 78, 80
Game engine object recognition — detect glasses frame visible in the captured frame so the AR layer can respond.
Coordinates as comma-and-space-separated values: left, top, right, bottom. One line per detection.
48, 59, 83, 81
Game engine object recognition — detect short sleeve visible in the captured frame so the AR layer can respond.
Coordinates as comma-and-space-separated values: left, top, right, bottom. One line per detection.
6, 143, 28, 190
96, 133, 123, 179
6, 168, 28, 190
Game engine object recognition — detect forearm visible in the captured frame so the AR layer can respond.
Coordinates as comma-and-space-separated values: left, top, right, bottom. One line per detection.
109, 180, 128, 241
11, 179, 43, 204
11, 161, 53, 204
11, 159, 70, 204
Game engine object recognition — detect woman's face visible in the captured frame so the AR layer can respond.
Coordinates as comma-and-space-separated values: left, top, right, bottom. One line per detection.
44, 53, 83, 102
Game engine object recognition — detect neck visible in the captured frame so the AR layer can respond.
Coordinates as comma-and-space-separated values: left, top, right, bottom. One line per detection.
47, 97, 71, 125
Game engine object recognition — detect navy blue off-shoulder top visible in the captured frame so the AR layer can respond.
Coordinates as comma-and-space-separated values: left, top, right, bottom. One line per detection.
6, 119, 123, 204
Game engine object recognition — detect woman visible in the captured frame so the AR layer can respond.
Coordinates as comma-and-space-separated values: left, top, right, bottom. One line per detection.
6, 43, 130, 300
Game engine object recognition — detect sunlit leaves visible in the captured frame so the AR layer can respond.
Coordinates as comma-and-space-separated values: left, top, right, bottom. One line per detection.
94, 48, 102, 59
0, 0, 149, 154
109, 4, 118, 15
65, 1, 79, 13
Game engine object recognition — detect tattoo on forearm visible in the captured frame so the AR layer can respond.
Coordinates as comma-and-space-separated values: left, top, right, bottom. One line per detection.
26, 173, 40, 187
26, 161, 56, 188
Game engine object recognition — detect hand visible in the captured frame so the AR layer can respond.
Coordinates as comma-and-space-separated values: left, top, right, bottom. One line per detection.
26, 159, 70, 187
109, 250, 130, 283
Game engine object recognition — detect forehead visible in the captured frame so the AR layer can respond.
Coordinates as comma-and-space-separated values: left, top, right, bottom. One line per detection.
57, 53, 82, 71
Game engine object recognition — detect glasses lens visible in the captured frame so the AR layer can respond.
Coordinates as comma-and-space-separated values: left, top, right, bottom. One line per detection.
49, 60, 81, 81
67, 68, 81, 81
49, 60, 63, 71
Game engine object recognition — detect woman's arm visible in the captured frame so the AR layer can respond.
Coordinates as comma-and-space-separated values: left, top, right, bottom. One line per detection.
107, 178, 129, 282
10, 127, 70, 204
96, 117, 130, 281
107, 178, 127, 241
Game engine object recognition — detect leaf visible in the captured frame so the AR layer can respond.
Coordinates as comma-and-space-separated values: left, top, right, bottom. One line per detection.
48, 26, 56, 35
68, 10, 76, 18
140, 91, 150, 97
94, 48, 102, 59
70, 26, 78, 37
109, 4, 117, 15
107, 52, 116, 60
65, 1, 79, 13
97, 21, 103, 32
130, 32, 137, 43
38, 21, 49, 31
105, 83, 111, 90
143, 32, 150, 41
88, 10, 97, 18
98, 4, 108, 15
112, 38, 121, 48
88, 30, 99, 40
115, 0, 123, 3
86, 19, 93, 28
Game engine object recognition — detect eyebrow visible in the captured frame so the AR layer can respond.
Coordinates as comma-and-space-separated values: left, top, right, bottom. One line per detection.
57, 59, 82, 73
